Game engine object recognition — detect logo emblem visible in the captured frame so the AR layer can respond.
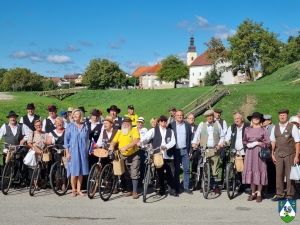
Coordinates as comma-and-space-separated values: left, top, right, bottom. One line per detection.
278, 199, 296, 223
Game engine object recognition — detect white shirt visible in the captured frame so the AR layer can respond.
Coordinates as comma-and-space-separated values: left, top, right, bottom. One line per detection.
192, 121, 224, 147
225, 124, 245, 155
141, 126, 176, 159
96, 128, 114, 148
270, 122, 300, 143
137, 127, 148, 148
19, 114, 42, 123
215, 118, 227, 135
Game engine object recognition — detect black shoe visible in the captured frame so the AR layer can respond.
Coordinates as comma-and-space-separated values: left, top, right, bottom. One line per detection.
271, 196, 284, 202
159, 190, 166, 196
169, 190, 179, 197
184, 189, 193, 195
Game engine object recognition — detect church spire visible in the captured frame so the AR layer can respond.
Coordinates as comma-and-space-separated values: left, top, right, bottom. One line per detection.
188, 34, 196, 52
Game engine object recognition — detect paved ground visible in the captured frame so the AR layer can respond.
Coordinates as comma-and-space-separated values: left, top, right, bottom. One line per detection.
1, 187, 299, 225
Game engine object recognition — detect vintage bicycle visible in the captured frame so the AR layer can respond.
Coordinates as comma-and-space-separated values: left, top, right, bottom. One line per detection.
1, 142, 27, 195
49, 147, 69, 196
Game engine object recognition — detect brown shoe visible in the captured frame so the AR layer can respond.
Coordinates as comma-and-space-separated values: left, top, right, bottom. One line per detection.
213, 187, 220, 195
199, 189, 203, 193
113, 187, 119, 194
256, 196, 262, 202
247, 194, 257, 201
132, 192, 139, 199
124, 192, 132, 197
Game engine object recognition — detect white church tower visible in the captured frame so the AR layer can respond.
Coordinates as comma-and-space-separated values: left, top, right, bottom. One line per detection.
187, 35, 197, 66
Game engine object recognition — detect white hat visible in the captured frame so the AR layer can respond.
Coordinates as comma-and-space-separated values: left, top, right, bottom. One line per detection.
137, 117, 145, 122
290, 117, 300, 125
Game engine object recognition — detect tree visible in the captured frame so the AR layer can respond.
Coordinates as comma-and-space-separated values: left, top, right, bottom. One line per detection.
280, 31, 300, 65
156, 55, 189, 88
0, 68, 8, 91
43, 80, 57, 91
83, 58, 126, 89
227, 19, 283, 78
0, 68, 44, 91
204, 37, 228, 66
204, 68, 222, 86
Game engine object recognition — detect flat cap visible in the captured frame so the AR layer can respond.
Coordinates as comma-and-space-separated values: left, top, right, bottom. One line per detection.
168, 106, 176, 111
278, 109, 289, 114
122, 117, 132, 123
204, 109, 214, 116
263, 114, 272, 120
214, 108, 222, 113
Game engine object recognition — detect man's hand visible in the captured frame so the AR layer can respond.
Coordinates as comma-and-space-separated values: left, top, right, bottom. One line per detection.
160, 146, 166, 151
120, 147, 127, 152
19, 139, 26, 145
294, 156, 299, 165
136, 141, 141, 147
192, 144, 197, 150
215, 146, 220, 151
272, 154, 276, 164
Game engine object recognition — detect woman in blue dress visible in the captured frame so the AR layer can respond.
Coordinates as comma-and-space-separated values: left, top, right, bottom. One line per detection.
64, 109, 89, 197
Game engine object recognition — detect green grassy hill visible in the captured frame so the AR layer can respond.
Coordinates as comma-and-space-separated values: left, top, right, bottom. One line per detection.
0, 61, 299, 128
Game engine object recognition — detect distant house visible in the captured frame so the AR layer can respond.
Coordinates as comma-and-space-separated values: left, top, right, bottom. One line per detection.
64, 74, 78, 82
51, 77, 62, 86
132, 64, 174, 89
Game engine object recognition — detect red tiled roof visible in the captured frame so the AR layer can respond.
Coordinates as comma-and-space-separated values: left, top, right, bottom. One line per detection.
190, 51, 212, 66
147, 64, 162, 73
132, 66, 151, 77
51, 78, 61, 83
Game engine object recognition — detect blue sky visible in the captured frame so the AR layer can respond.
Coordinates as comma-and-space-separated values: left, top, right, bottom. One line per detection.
1, 0, 299, 77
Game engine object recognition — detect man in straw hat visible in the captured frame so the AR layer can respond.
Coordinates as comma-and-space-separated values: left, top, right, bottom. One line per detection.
67, 107, 74, 123
107, 105, 122, 130
140, 115, 178, 197
192, 109, 225, 194
20, 103, 41, 132
108, 118, 140, 199
270, 109, 300, 201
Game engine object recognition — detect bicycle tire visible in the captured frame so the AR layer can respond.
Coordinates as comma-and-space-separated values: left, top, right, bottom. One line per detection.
29, 163, 41, 196
50, 161, 69, 196
99, 164, 115, 201
295, 180, 300, 195
202, 162, 210, 199
226, 163, 236, 199
1, 161, 13, 195
143, 164, 151, 203
87, 163, 101, 199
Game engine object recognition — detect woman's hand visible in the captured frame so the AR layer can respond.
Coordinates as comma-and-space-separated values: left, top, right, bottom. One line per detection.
66, 152, 71, 161
34, 147, 43, 155
294, 156, 299, 165
272, 154, 276, 164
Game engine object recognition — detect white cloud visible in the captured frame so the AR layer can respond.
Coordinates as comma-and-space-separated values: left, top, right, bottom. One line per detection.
109, 43, 121, 49
196, 16, 209, 29
282, 24, 300, 36
46, 55, 72, 64
66, 44, 80, 52
215, 29, 236, 40
29, 56, 42, 62
78, 40, 93, 46
10, 51, 27, 58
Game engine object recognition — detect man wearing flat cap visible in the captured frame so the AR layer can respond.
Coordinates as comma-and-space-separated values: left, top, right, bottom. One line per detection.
124, 105, 139, 127
167, 107, 176, 125
289, 108, 300, 122
270, 109, 300, 201
192, 109, 225, 194
141, 115, 178, 196
109, 117, 141, 199
20, 103, 41, 132
107, 105, 123, 130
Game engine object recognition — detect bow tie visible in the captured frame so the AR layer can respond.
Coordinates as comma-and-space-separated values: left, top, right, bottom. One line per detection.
208, 123, 213, 127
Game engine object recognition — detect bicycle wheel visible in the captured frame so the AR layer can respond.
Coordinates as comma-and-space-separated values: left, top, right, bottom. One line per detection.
87, 163, 101, 199
226, 163, 236, 199
202, 162, 210, 199
295, 180, 300, 195
1, 161, 13, 195
29, 163, 41, 196
143, 164, 151, 203
50, 161, 69, 196
99, 164, 115, 201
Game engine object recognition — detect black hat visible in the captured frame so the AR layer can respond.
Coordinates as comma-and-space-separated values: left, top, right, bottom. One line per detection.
128, 105, 134, 110
90, 109, 100, 116
214, 108, 222, 113
168, 106, 176, 112
6, 111, 18, 118
47, 105, 57, 111
122, 117, 132, 123
107, 105, 121, 114
157, 115, 168, 122
78, 106, 87, 113
26, 103, 35, 109
247, 112, 265, 123
278, 109, 289, 114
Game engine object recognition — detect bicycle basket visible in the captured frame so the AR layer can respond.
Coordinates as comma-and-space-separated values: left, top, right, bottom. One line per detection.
93, 148, 108, 158
42, 148, 52, 162
113, 151, 125, 175
5, 150, 11, 163
153, 151, 164, 168
235, 151, 243, 172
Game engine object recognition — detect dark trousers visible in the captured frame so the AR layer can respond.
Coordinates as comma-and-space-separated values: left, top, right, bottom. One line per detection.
266, 159, 276, 192
174, 149, 190, 191
157, 159, 176, 191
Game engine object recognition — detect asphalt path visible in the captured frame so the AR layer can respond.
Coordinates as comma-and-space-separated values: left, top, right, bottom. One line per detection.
1, 187, 299, 225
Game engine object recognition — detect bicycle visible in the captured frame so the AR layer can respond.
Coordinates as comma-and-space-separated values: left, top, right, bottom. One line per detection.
143, 145, 160, 203
49, 148, 69, 196
225, 147, 242, 199
29, 145, 52, 196
190, 146, 204, 191
1, 143, 27, 195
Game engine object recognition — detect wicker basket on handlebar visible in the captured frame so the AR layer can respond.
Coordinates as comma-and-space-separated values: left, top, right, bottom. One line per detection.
153, 151, 164, 168
42, 148, 52, 162
5, 150, 11, 163
113, 151, 125, 175
235, 150, 244, 172
93, 148, 108, 158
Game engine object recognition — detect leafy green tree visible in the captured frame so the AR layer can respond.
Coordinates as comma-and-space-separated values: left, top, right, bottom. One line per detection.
156, 55, 189, 88
83, 58, 126, 89
43, 80, 57, 91
204, 67, 221, 86
0, 68, 43, 91
280, 31, 300, 65
204, 37, 228, 65
0, 68, 8, 91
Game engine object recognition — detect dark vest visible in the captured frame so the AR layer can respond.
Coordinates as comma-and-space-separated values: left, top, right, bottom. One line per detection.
50, 130, 65, 149
230, 122, 250, 149
152, 126, 174, 157
216, 118, 225, 130
113, 117, 123, 130
22, 114, 40, 131
87, 122, 102, 142
102, 129, 118, 150
274, 123, 295, 157
4, 123, 24, 148
45, 118, 56, 133
191, 124, 198, 141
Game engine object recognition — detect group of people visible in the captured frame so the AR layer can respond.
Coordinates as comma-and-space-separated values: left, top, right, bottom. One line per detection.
0, 103, 300, 202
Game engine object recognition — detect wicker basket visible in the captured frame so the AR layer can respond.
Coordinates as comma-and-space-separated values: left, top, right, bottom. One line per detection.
42, 148, 52, 162
113, 151, 125, 175
235, 155, 244, 172
93, 148, 108, 158
5, 150, 11, 163
153, 151, 164, 168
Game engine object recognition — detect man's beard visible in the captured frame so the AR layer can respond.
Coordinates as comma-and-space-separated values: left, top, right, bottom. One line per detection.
121, 126, 130, 135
